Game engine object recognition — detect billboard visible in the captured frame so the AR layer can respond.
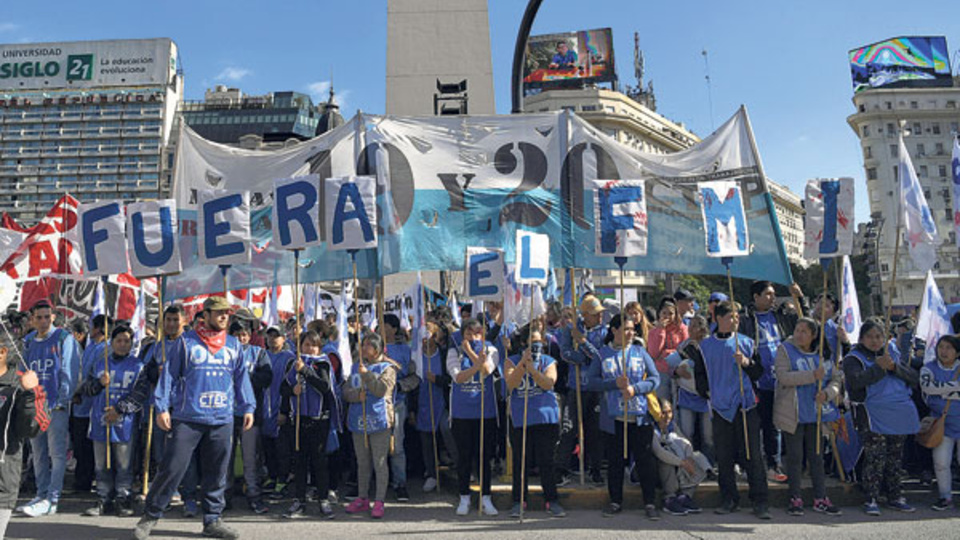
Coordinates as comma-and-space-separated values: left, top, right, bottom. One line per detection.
523, 28, 615, 91
849, 36, 952, 93
0, 38, 176, 91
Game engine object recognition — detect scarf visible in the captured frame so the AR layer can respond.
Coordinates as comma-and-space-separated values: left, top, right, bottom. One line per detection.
195, 322, 227, 356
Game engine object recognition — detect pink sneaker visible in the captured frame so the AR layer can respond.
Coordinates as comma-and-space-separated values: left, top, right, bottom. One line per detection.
345, 497, 370, 514
371, 500, 385, 519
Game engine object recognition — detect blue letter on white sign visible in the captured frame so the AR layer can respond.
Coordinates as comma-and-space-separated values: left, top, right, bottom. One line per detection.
276, 179, 319, 248
599, 185, 643, 254
333, 184, 374, 246
203, 194, 245, 260
131, 206, 175, 268
82, 203, 121, 274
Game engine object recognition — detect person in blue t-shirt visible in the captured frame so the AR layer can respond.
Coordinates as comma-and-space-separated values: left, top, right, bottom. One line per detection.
920, 334, 960, 512
70, 314, 110, 494
504, 325, 564, 519
134, 296, 255, 540
18, 300, 80, 518
80, 325, 144, 517
261, 326, 295, 501
382, 314, 420, 503
549, 41, 578, 69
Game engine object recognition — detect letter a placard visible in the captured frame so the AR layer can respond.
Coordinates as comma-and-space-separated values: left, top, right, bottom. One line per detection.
698, 181, 750, 258
325, 176, 378, 251
515, 230, 549, 286
593, 179, 648, 257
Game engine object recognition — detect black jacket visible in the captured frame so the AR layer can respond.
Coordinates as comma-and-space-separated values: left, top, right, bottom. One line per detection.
0, 367, 45, 509
738, 299, 807, 349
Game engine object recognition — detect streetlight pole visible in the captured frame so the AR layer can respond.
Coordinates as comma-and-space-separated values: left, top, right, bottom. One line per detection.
510, 0, 545, 114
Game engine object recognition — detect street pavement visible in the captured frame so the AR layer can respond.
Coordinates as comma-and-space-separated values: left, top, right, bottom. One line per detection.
7, 494, 960, 540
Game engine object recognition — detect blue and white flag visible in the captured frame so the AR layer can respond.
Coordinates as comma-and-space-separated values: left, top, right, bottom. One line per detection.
411, 272, 425, 379
543, 268, 559, 303
563, 268, 574, 306
129, 284, 147, 356
899, 134, 940, 272
840, 255, 862, 344
951, 136, 960, 249
449, 290, 462, 328
916, 270, 950, 364
261, 286, 279, 328
336, 281, 354, 377
90, 279, 105, 322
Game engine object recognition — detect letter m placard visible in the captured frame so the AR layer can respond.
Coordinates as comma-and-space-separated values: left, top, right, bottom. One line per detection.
698, 181, 749, 258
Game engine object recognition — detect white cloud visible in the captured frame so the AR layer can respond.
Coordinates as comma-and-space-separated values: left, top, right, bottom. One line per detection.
307, 81, 330, 98
0, 23, 19, 33
215, 66, 252, 82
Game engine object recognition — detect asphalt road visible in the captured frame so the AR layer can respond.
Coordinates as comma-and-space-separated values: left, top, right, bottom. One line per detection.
7, 496, 960, 540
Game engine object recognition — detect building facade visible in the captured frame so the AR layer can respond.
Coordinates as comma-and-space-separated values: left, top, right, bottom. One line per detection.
767, 179, 806, 267
847, 80, 960, 308
0, 38, 182, 225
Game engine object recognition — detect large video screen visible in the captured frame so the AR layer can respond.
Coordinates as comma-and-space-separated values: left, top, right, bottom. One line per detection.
849, 36, 952, 93
523, 28, 616, 91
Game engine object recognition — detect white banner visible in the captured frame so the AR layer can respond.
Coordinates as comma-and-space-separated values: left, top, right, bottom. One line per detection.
698, 180, 750, 258
515, 230, 550, 285
272, 175, 322, 250
803, 177, 855, 261
325, 176, 378, 251
593, 179, 648, 257
126, 199, 181, 277
464, 247, 504, 300
917, 271, 951, 364
197, 190, 251, 266
840, 255, 862, 344
79, 200, 128, 276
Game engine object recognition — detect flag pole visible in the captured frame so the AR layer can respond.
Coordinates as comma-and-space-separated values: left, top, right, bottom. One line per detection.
815, 261, 829, 454
102, 275, 111, 470
478, 335, 486, 517
519, 293, 534, 523
142, 275, 164, 496
724, 259, 750, 461
349, 250, 367, 449
570, 267, 586, 486
294, 250, 302, 452
424, 284, 440, 491
884, 230, 901, 335
615, 257, 628, 460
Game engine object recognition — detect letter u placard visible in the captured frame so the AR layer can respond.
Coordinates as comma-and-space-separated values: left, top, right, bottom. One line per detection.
127, 199, 181, 277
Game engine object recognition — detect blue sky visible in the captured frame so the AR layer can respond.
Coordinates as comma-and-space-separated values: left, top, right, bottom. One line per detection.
2, 0, 958, 225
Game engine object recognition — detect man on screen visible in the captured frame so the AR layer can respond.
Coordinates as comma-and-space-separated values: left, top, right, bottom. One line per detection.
549, 41, 578, 70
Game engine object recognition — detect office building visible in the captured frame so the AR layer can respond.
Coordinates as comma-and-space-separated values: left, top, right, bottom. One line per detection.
0, 38, 182, 225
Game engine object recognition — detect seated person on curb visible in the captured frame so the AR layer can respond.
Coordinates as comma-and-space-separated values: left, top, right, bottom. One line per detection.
652, 400, 710, 516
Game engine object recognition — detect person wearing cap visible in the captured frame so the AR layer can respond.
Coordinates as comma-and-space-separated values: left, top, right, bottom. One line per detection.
227, 320, 272, 514
134, 296, 255, 540
737, 280, 807, 484
707, 293, 728, 332
554, 294, 606, 486
261, 325, 295, 502
18, 300, 80, 518
382, 314, 419, 503
673, 289, 696, 327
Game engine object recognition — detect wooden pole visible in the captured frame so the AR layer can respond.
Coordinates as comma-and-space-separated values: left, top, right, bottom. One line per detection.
103, 276, 111, 470
294, 250, 301, 452
618, 263, 628, 460
726, 265, 750, 461
519, 293, 535, 523
350, 251, 367, 449
478, 338, 486, 517
425, 292, 440, 490
816, 263, 829, 454
884, 229, 902, 336
570, 268, 585, 486
142, 275, 164, 496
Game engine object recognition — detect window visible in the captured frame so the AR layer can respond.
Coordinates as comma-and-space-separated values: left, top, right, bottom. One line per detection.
936, 143, 945, 155
890, 144, 898, 158
952, 122, 959, 133
948, 101, 957, 109
864, 146, 873, 159
920, 166, 928, 178
885, 101, 893, 110
862, 124, 870, 137
886, 123, 896, 136
912, 122, 922, 135
923, 189, 931, 199
932, 123, 941, 135
910, 101, 918, 109
867, 167, 877, 180
917, 143, 925, 156
941, 165, 949, 177
946, 209, 953, 220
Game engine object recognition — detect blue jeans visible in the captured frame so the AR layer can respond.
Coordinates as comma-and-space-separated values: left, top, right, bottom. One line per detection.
389, 401, 407, 488
30, 409, 69, 503
94, 439, 136, 501
678, 406, 715, 466
145, 420, 233, 526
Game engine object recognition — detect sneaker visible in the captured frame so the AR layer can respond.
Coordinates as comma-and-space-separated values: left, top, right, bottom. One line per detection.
249, 499, 269, 515
283, 499, 306, 519
787, 496, 804, 516
602, 502, 622, 517
15, 497, 42, 514
21, 499, 52, 517
556, 473, 572, 487
171, 492, 182, 505
83, 501, 104, 517
306, 486, 319, 503
183, 499, 200, 518
931, 498, 953, 512
545, 501, 566, 518
714, 500, 740, 515
645, 504, 661, 521
509, 502, 525, 518
753, 504, 772, 520
394, 485, 409, 502
133, 515, 159, 540
456, 496, 471, 516
863, 499, 881, 516
345, 497, 370, 514
887, 497, 916, 513
201, 519, 239, 540
481, 495, 498, 516
678, 494, 701, 514
327, 490, 339, 505
813, 497, 842, 516
371, 500, 385, 519
766, 468, 788, 483
590, 469, 604, 486
422, 477, 438, 492
117, 496, 135, 517
319, 499, 336, 519
663, 496, 687, 516
268, 483, 287, 501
